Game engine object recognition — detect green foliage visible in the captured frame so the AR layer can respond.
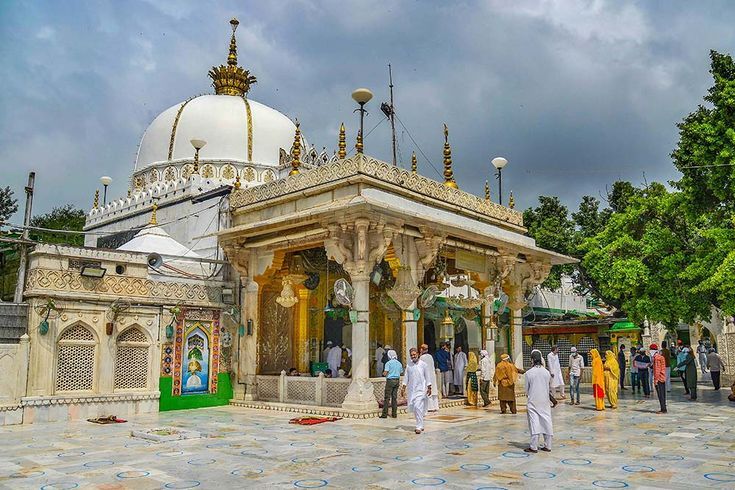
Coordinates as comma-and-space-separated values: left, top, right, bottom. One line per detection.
0, 186, 18, 222
29, 204, 86, 246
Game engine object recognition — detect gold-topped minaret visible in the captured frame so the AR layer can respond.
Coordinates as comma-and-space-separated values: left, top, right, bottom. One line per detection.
234, 174, 242, 190
338, 123, 347, 159
289, 121, 302, 176
411, 151, 418, 173
485, 180, 490, 201
208, 18, 257, 96
355, 130, 363, 154
508, 191, 515, 209
150, 202, 158, 225
93, 190, 99, 209
442, 124, 458, 189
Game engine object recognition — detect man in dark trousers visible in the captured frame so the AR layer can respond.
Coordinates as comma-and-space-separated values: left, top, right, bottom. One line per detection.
617, 345, 627, 390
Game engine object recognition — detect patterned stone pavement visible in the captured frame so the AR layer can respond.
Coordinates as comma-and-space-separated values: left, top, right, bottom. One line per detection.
1, 382, 733, 490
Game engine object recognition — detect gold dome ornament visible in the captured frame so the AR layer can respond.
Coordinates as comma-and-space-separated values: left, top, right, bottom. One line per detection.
355, 130, 364, 154
338, 123, 347, 159
442, 124, 458, 189
289, 121, 302, 176
150, 202, 158, 225
234, 174, 241, 190
485, 180, 490, 201
93, 189, 100, 209
208, 18, 257, 96
508, 191, 515, 209
411, 151, 418, 173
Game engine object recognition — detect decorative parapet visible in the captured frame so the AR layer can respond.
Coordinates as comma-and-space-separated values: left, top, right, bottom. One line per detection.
21, 392, 160, 407
230, 154, 524, 228
25, 268, 223, 307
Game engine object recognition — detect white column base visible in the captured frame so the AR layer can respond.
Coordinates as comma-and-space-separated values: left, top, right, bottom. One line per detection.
341, 378, 378, 411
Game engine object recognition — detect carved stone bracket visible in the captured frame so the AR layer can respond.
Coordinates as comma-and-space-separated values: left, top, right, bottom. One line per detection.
501, 258, 551, 310
323, 219, 397, 279
222, 241, 250, 278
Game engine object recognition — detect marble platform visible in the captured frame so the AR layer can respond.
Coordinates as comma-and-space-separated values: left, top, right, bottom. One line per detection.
0, 381, 732, 489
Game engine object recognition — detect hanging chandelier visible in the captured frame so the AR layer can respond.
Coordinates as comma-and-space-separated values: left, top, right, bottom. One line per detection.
387, 265, 422, 311
440, 309, 455, 340
276, 277, 299, 308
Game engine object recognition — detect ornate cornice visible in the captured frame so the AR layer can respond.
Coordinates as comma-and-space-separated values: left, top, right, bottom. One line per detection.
21, 392, 160, 407
25, 268, 224, 307
230, 154, 524, 229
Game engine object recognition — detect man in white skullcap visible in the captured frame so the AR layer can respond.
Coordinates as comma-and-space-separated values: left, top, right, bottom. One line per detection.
525, 350, 554, 453
479, 350, 494, 407
567, 346, 584, 405
401, 347, 432, 434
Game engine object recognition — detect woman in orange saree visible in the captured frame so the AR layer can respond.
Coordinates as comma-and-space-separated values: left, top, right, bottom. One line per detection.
590, 348, 605, 411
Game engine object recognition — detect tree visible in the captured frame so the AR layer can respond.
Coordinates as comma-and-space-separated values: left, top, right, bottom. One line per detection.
523, 196, 575, 290
0, 186, 18, 223
29, 205, 87, 246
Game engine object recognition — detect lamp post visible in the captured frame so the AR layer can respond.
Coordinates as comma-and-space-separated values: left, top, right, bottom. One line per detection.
99, 176, 112, 206
351, 88, 373, 153
491, 157, 508, 205
190, 139, 207, 174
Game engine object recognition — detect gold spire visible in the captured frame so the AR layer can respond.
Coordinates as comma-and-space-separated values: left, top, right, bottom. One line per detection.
150, 202, 158, 225
234, 174, 241, 190
289, 120, 302, 176
442, 124, 458, 189
127, 189, 132, 198
355, 130, 363, 154
508, 191, 515, 209
411, 151, 418, 173
485, 180, 490, 201
93, 189, 99, 209
208, 18, 257, 96
338, 123, 346, 159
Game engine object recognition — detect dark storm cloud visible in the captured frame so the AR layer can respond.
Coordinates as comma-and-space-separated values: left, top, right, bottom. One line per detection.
1, 0, 734, 221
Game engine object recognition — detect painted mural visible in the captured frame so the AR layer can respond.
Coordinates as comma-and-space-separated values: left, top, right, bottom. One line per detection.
171, 309, 221, 396
183, 327, 209, 394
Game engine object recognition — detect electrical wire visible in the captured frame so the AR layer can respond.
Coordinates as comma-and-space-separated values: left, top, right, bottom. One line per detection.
394, 114, 443, 179
344, 116, 389, 158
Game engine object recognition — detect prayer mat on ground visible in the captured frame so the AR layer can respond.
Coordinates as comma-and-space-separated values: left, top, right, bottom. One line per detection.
87, 415, 127, 424
289, 416, 341, 425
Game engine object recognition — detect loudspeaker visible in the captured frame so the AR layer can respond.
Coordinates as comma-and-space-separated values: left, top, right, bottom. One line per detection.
147, 253, 163, 268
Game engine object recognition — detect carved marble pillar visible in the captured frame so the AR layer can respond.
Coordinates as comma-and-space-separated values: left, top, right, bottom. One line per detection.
324, 218, 394, 411
295, 287, 310, 373
240, 277, 260, 401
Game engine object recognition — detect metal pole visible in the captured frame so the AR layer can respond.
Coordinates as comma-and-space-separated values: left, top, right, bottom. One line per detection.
498, 169, 503, 206
388, 64, 397, 166
103, 184, 108, 206
359, 104, 365, 143
13, 172, 35, 304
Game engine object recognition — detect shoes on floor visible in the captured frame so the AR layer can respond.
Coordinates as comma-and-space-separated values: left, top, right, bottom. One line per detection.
379, 415, 387, 418
524, 447, 538, 453
540, 447, 551, 452
415, 429, 422, 434
575, 402, 580, 405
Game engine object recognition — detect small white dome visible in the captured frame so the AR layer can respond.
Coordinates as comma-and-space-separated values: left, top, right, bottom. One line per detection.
135, 94, 297, 170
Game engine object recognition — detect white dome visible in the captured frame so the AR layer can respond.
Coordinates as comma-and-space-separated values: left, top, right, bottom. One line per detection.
135, 94, 297, 170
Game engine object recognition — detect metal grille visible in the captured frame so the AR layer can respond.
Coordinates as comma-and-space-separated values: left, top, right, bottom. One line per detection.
56, 344, 95, 392
325, 380, 349, 406
118, 328, 147, 343
372, 378, 387, 402
114, 346, 149, 390
557, 338, 572, 367
286, 379, 316, 403
578, 336, 598, 353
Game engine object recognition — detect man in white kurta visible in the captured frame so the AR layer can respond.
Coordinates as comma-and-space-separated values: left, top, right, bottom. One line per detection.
525, 350, 554, 453
402, 347, 432, 434
327, 345, 343, 378
453, 346, 468, 395
375, 343, 385, 377
547, 346, 565, 399
420, 344, 440, 412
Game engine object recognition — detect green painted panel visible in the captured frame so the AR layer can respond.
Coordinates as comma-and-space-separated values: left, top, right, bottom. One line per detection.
159, 373, 233, 412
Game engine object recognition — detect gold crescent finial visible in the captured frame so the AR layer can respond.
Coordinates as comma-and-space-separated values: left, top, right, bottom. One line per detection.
355, 130, 363, 154
93, 189, 99, 209
442, 124, 458, 189
289, 120, 302, 176
411, 151, 417, 173
208, 18, 257, 96
485, 180, 490, 201
228, 18, 239, 66
338, 122, 346, 159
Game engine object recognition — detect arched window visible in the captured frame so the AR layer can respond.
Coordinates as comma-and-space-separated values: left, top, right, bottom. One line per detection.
55, 324, 96, 393
114, 327, 150, 391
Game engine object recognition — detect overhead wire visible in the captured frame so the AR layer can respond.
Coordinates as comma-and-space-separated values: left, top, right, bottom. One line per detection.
394, 114, 443, 179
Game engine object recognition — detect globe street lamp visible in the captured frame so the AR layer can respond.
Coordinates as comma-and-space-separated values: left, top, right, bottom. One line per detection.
99, 176, 112, 206
491, 157, 508, 206
351, 88, 373, 153
190, 139, 207, 174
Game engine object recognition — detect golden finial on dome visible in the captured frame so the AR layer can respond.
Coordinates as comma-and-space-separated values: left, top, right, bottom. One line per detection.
208, 18, 257, 96
127, 189, 132, 198
150, 202, 158, 225
355, 130, 363, 154
338, 123, 346, 159
485, 180, 490, 201
234, 174, 241, 190
289, 120, 302, 176
411, 151, 417, 173
93, 189, 99, 209
442, 124, 458, 189
508, 191, 515, 209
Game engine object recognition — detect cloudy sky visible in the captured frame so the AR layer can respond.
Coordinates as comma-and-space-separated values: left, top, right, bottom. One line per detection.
2, 0, 735, 222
